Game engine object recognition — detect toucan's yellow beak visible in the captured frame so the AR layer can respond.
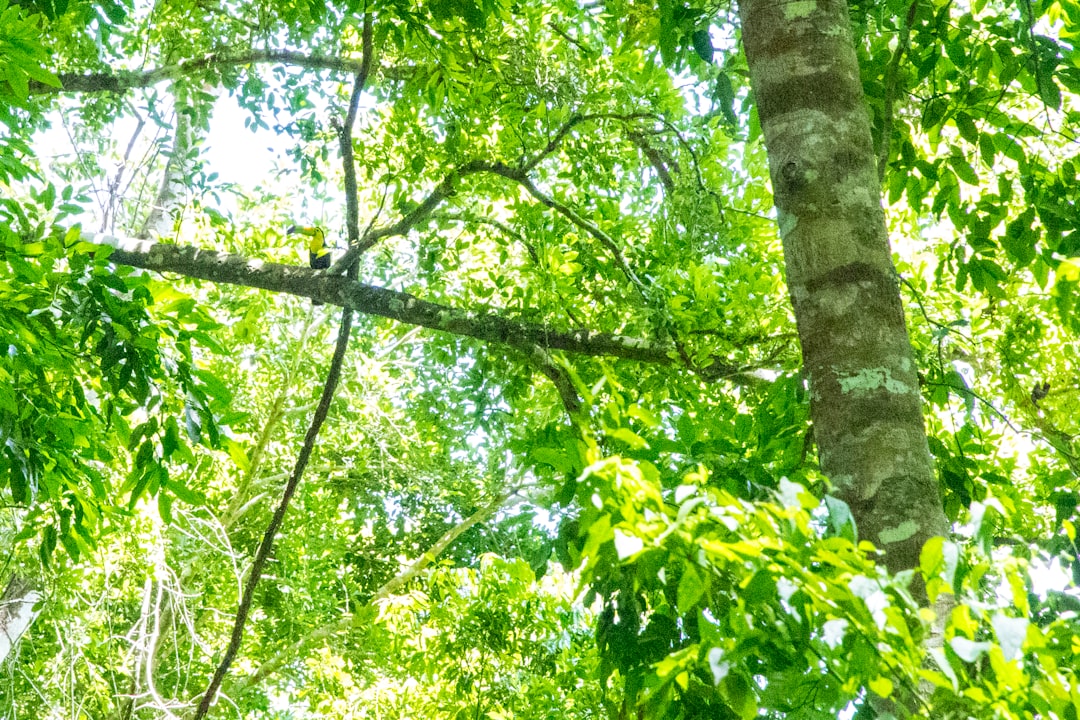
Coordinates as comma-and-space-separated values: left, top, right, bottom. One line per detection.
287, 225, 327, 255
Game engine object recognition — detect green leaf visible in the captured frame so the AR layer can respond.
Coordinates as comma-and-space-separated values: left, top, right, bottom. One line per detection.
226, 438, 250, 472
99, 0, 128, 23
691, 28, 713, 63
40, 525, 57, 567
948, 153, 979, 185
741, 570, 776, 605
994, 133, 1025, 164
949, 636, 992, 662
714, 72, 738, 125
990, 614, 1028, 660
158, 491, 174, 524
657, 0, 678, 68
677, 564, 705, 613
609, 427, 648, 450
9, 463, 27, 504
184, 403, 202, 443
721, 673, 758, 720
532, 447, 572, 473
1002, 208, 1037, 266
162, 416, 180, 459
921, 98, 948, 130
59, 529, 81, 560
868, 675, 893, 698
824, 495, 857, 541
1038, 76, 1062, 111
954, 112, 979, 143
127, 467, 154, 507
5, 65, 29, 101
165, 477, 206, 506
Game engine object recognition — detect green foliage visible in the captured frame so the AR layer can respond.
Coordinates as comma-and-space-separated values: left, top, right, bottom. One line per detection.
0, 0, 58, 182
0, 195, 227, 563
559, 452, 1080, 719
2, 0, 1080, 719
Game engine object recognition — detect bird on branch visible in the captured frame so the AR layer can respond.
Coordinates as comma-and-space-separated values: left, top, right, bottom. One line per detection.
287, 225, 331, 305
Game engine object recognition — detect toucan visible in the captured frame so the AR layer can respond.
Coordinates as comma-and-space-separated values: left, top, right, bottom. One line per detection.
287, 225, 331, 305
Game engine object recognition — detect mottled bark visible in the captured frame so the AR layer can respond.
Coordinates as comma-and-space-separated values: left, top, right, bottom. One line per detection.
738, 0, 948, 575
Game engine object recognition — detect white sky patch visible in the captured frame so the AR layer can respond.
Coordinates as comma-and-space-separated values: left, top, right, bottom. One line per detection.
1029, 555, 1072, 597
821, 618, 848, 649
203, 97, 286, 190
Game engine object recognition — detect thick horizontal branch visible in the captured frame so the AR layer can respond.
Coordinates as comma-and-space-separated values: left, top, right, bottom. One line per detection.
32, 50, 407, 96
83, 233, 706, 369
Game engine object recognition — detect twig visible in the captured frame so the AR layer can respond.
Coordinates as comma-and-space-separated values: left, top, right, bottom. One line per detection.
627, 129, 676, 193
923, 382, 1020, 433
495, 165, 648, 296
521, 112, 655, 173
433, 212, 540, 263
102, 107, 146, 233
528, 346, 583, 416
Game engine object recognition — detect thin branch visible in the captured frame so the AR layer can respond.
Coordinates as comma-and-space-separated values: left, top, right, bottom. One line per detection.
627, 130, 676, 193
522, 112, 586, 173
334, 158, 647, 292
32, 49, 402, 96
923, 382, 1020, 434
334, 9, 375, 274
329, 159, 501, 272
433, 212, 591, 326
344, 15, 374, 143
331, 115, 734, 282
224, 317, 321, 526
878, 0, 917, 182
371, 492, 512, 602
192, 311, 355, 720
435, 212, 540, 264
102, 108, 146, 233
546, 21, 595, 56
529, 346, 583, 416
521, 112, 656, 173
1019, 0, 1056, 126
486, 163, 648, 295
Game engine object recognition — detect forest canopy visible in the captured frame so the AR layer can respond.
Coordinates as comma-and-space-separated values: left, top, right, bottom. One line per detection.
2, 0, 1080, 717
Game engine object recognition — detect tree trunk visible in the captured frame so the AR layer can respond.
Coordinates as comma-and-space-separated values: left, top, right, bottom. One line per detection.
737, 0, 948, 577
139, 84, 199, 240
0, 574, 41, 664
